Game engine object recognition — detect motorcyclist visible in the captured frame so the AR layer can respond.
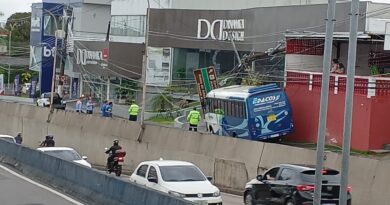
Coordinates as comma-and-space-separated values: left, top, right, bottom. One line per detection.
105, 139, 122, 170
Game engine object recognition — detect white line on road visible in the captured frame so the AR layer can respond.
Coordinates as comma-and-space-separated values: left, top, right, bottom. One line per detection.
0, 164, 85, 205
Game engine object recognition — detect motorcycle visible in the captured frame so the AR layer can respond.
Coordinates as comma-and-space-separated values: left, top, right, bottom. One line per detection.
105, 148, 126, 177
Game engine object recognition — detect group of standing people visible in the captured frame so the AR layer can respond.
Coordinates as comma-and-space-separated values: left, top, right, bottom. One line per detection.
75, 96, 140, 120
76, 96, 96, 114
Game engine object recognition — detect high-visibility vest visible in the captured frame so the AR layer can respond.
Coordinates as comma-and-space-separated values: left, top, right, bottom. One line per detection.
128, 104, 139, 116
187, 110, 201, 125
214, 108, 224, 115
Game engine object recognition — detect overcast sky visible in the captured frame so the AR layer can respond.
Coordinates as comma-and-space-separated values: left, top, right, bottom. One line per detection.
2, 0, 390, 23
0, 0, 39, 23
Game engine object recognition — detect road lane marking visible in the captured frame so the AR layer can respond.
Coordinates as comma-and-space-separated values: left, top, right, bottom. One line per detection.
0, 164, 84, 205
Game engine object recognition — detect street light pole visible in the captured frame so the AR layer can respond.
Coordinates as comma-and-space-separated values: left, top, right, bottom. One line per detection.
340, 0, 359, 204
137, 0, 150, 142
313, 0, 336, 204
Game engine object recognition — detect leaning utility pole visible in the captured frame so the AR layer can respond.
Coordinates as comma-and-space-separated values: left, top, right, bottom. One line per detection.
58, 7, 70, 98
313, 0, 336, 204
7, 29, 11, 89
340, 0, 359, 204
137, 0, 151, 142
7, 23, 15, 89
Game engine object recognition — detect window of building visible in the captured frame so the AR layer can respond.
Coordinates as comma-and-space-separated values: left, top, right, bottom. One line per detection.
136, 165, 148, 177
110, 15, 146, 37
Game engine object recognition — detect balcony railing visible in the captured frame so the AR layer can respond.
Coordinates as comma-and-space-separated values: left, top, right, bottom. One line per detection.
286, 70, 390, 98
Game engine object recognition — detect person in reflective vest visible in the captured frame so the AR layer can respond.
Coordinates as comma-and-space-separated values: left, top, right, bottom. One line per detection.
128, 100, 139, 121
187, 107, 201, 132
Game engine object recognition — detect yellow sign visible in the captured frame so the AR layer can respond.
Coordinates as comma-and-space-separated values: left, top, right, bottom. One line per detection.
267, 114, 277, 122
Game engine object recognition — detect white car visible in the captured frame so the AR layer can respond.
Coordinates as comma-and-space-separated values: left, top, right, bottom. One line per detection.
36, 92, 66, 109
0, 135, 16, 143
130, 160, 223, 205
36, 92, 52, 107
37, 147, 92, 168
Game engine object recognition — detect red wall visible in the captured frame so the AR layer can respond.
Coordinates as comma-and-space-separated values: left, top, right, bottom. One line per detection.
369, 96, 390, 149
285, 72, 390, 151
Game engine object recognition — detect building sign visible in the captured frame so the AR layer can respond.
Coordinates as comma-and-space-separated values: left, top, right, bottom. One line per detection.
194, 67, 219, 107
146, 47, 172, 87
0, 74, 4, 95
73, 40, 111, 77
30, 76, 38, 98
30, 3, 42, 46
76, 48, 108, 66
31, 16, 41, 32
197, 19, 245, 41
71, 78, 79, 99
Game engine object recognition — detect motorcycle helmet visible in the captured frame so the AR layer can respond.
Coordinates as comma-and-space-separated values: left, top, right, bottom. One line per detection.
113, 139, 119, 145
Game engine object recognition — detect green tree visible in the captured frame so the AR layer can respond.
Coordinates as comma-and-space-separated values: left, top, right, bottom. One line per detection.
114, 80, 139, 104
21, 72, 32, 84
6, 12, 31, 42
151, 93, 173, 112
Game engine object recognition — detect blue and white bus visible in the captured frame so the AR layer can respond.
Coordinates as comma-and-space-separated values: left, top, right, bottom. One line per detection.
204, 83, 294, 141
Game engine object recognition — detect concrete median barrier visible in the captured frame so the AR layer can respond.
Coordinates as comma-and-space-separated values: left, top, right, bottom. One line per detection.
0, 139, 192, 205
2, 101, 390, 205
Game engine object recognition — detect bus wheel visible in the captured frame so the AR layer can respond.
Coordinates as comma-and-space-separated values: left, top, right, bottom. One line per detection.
269, 137, 282, 143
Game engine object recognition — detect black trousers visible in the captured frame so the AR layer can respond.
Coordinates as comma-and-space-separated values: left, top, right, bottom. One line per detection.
87, 110, 93, 114
129, 115, 137, 121
189, 124, 198, 132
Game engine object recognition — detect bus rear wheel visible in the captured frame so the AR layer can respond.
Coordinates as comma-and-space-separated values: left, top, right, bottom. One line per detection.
269, 137, 282, 143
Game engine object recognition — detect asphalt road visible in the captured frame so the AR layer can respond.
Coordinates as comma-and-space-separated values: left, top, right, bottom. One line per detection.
116, 172, 243, 205
221, 192, 242, 205
0, 163, 83, 205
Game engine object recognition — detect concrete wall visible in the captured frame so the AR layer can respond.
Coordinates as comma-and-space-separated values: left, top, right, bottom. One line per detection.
0, 101, 389, 204
285, 71, 390, 150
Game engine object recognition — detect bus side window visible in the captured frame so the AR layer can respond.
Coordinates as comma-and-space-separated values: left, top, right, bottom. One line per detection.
232, 101, 237, 118
207, 98, 212, 113
243, 103, 247, 118
234, 101, 239, 118
226, 101, 231, 117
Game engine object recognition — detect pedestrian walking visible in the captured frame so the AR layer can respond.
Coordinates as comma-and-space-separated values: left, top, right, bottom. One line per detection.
14, 132, 23, 144
128, 100, 139, 121
76, 97, 83, 113
86, 97, 94, 114
100, 100, 107, 117
187, 107, 201, 132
